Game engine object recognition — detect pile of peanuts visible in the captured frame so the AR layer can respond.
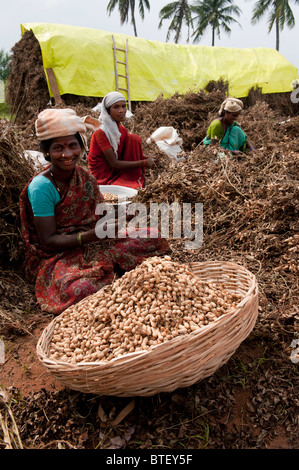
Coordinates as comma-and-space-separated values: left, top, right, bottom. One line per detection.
48, 256, 243, 363
102, 192, 120, 203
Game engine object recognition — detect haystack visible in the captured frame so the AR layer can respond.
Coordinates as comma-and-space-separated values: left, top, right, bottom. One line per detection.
5, 30, 100, 124
0, 120, 35, 264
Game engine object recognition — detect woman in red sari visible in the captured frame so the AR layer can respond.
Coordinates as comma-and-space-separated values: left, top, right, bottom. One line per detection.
19, 108, 169, 315
88, 91, 154, 189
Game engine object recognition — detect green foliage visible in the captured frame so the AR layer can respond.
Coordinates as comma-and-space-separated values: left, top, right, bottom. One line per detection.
0, 49, 11, 82
251, 0, 299, 50
158, 0, 194, 43
191, 0, 242, 46
107, 0, 150, 36
0, 103, 10, 117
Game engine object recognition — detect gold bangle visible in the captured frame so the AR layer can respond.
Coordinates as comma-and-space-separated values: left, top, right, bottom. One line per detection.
77, 232, 82, 246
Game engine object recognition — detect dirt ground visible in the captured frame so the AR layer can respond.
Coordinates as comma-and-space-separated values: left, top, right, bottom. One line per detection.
0, 67, 298, 449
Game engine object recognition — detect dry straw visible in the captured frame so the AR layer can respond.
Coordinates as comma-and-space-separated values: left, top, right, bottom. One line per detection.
36, 260, 258, 397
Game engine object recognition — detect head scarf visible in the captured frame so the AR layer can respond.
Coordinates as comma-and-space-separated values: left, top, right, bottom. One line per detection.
99, 92, 127, 156
218, 98, 244, 116
35, 108, 100, 151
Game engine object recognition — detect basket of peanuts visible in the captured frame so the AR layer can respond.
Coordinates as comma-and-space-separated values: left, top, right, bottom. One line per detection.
36, 256, 259, 397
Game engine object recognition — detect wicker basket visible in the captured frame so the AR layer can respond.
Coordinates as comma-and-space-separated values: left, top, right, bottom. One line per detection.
36, 261, 258, 397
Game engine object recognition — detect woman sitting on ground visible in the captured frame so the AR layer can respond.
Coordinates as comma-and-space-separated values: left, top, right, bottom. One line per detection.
88, 91, 154, 189
203, 97, 256, 155
19, 108, 169, 315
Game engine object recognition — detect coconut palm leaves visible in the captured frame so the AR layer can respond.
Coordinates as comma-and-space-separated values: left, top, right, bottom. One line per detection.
107, 0, 150, 37
158, 0, 194, 43
251, 0, 299, 50
191, 0, 242, 46
107, 0, 299, 51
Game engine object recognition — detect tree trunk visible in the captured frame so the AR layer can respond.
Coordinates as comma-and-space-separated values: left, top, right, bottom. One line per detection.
212, 27, 215, 46
133, 19, 138, 36
175, 18, 183, 43
275, 17, 279, 51
130, 0, 138, 36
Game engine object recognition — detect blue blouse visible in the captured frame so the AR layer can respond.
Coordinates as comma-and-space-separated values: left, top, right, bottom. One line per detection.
27, 175, 60, 217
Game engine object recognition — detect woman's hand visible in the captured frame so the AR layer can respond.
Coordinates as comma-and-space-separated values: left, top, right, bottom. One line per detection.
103, 148, 155, 170
144, 156, 155, 168
211, 137, 220, 146
247, 140, 256, 153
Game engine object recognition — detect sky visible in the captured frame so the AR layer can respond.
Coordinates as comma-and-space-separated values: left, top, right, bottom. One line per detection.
1, 0, 299, 70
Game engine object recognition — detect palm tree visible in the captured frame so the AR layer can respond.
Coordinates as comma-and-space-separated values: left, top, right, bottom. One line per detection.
251, 0, 299, 51
191, 0, 242, 46
107, 0, 150, 37
158, 0, 194, 43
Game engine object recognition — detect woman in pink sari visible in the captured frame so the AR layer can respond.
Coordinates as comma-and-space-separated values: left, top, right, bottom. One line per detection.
19, 108, 169, 315
88, 92, 154, 189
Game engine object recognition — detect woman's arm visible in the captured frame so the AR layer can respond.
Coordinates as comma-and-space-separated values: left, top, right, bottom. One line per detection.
103, 148, 154, 169
33, 216, 98, 252
34, 214, 125, 252
246, 139, 256, 152
207, 119, 224, 141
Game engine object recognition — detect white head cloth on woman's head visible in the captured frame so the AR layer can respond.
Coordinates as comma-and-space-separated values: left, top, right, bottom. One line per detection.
35, 108, 100, 151
99, 92, 127, 155
218, 98, 244, 116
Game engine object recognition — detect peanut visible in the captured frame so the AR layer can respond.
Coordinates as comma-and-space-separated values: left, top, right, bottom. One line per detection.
48, 256, 243, 364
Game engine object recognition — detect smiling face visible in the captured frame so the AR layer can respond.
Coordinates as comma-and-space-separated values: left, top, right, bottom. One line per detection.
224, 110, 241, 125
108, 100, 127, 124
48, 135, 82, 172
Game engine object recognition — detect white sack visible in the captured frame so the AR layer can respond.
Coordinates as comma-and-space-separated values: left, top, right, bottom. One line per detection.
146, 126, 184, 161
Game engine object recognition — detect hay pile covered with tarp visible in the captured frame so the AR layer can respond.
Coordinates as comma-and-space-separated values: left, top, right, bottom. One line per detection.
5, 29, 299, 125
6, 30, 99, 124
6, 30, 49, 124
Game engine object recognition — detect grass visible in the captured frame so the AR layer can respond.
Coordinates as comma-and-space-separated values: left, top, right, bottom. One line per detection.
0, 103, 11, 119
0, 386, 24, 449
0, 81, 4, 103
191, 420, 210, 448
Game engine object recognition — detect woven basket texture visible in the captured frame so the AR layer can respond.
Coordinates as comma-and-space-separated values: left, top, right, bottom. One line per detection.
36, 261, 258, 397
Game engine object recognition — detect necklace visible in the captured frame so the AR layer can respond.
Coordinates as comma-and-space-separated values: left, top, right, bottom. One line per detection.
49, 166, 74, 195
49, 169, 62, 194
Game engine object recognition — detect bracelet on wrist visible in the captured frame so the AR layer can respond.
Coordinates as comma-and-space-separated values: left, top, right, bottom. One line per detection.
77, 232, 82, 246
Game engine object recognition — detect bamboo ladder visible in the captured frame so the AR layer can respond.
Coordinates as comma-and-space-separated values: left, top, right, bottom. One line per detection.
112, 35, 132, 112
